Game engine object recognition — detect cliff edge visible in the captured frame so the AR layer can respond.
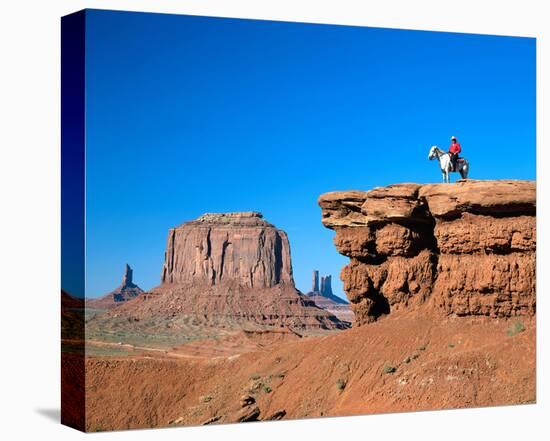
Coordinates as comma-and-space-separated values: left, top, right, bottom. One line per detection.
319, 180, 536, 325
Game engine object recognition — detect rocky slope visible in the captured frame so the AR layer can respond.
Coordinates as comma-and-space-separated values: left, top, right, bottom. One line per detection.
85, 314, 535, 430
90, 213, 345, 331
319, 180, 536, 325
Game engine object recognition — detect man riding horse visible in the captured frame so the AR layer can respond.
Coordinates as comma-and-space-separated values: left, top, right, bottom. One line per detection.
428, 138, 469, 183
449, 135, 461, 171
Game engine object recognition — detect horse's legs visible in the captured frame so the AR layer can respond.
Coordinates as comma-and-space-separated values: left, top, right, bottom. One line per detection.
441, 156, 451, 183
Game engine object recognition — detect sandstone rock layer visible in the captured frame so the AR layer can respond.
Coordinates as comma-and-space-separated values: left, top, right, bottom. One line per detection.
319, 180, 536, 325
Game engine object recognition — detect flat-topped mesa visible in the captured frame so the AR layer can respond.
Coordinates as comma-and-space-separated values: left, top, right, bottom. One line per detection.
161, 212, 294, 288
194, 211, 269, 225
319, 180, 536, 325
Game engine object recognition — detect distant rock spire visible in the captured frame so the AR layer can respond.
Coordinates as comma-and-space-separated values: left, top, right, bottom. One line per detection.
110, 264, 143, 303
322, 275, 333, 296
312, 270, 319, 293
122, 263, 133, 286
305, 271, 348, 306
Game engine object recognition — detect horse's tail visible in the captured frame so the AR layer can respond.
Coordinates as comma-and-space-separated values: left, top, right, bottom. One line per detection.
461, 160, 469, 179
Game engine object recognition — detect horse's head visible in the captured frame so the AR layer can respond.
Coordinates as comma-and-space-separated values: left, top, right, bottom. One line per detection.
428, 145, 439, 160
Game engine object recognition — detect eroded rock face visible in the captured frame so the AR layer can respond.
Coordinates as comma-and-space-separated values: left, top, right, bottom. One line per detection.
434, 213, 535, 254
319, 180, 536, 325
161, 212, 293, 289
434, 253, 535, 317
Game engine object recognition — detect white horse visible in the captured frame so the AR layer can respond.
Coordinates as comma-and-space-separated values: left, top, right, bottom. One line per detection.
428, 145, 469, 183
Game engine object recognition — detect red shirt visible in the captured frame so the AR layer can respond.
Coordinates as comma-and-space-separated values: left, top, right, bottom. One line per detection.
449, 142, 461, 154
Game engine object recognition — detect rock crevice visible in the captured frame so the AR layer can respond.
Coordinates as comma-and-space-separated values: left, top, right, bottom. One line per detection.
319, 180, 536, 325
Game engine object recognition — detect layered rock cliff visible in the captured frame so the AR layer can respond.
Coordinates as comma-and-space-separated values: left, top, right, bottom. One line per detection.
319, 180, 536, 325
161, 212, 293, 288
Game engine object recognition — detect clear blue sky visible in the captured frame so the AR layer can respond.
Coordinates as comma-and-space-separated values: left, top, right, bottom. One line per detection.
84, 9, 535, 299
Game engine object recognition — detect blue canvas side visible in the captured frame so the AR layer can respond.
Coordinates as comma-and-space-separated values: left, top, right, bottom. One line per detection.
61, 9, 86, 432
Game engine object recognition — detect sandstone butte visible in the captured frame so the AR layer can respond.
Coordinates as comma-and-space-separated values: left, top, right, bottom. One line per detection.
318, 179, 536, 324
97, 212, 346, 330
